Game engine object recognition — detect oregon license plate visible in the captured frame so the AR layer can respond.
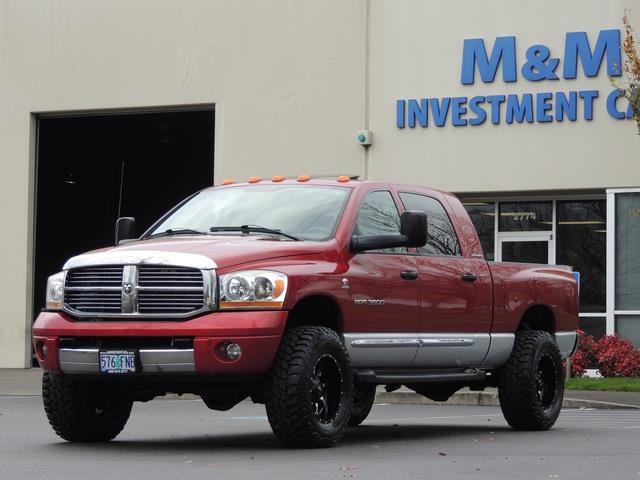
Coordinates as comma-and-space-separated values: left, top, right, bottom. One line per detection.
99, 351, 137, 374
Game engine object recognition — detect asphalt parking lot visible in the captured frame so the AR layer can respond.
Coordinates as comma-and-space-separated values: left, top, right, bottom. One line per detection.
2, 396, 639, 480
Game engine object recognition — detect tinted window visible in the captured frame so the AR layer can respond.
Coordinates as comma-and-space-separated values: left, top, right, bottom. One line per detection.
499, 201, 552, 232
354, 190, 405, 253
616, 193, 640, 311
556, 200, 606, 313
399, 193, 461, 256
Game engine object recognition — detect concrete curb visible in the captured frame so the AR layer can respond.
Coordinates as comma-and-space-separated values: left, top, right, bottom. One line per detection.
374, 388, 640, 410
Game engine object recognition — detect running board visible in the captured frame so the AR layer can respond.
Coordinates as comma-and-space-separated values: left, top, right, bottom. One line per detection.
354, 368, 486, 384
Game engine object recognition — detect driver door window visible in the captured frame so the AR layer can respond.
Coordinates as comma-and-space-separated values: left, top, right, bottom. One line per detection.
354, 190, 407, 254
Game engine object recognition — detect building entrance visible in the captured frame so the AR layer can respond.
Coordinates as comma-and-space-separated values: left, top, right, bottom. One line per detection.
33, 109, 215, 326
497, 234, 553, 264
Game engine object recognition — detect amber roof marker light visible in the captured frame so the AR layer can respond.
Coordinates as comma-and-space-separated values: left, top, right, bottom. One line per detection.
248, 176, 263, 184
337, 176, 350, 183
272, 175, 285, 182
297, 175, 311, 182
222, 179, 235, 185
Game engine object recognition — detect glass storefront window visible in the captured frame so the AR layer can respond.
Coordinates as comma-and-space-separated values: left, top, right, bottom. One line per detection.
499, 201, 552, 232
616, 315, 640, 347
615, 193, 640, 310
462, 202, 495, 260
556, 200, 606, 313
579, 316, 606, 340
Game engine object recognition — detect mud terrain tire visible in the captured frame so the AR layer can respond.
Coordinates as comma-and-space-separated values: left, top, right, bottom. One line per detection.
498, 330, 564, 431
265, 326, 353, 448
42, 372, 133, 442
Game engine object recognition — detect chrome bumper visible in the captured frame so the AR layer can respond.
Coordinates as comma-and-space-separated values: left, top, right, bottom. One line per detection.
59, 348, 195, 374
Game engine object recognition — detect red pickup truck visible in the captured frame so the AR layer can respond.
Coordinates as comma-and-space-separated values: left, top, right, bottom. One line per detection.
33, 177, 578, 448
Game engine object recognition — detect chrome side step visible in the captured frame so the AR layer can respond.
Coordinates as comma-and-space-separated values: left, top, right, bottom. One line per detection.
354, 368, 486, 384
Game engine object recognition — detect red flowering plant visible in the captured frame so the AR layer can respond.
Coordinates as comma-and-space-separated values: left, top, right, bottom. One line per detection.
569, 329, 599, 377
596, 335, 640, 377
569, 330, 640, 378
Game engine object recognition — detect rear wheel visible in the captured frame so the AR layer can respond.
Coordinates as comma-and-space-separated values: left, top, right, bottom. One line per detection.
42, 372, 133, 442
498, 330, 564, 430
265, 326, 353, 448
348, 383, 376, 426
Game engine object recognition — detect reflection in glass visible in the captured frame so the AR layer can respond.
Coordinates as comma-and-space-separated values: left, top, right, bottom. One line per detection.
400, 193, 460, 256
579, 316, 606, 340
499, 201, 552, 232
501, 241, 548, 264
616, 193, 640, 310
556, 200, 606, 313
151, 184, 350, 241
354, 190, 405, 253
463, 202, 495, 260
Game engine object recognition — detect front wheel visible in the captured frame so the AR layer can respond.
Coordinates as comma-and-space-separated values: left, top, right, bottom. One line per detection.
498, 330, 564, 431
264, 326, 353, 448
42, 373, 133, 442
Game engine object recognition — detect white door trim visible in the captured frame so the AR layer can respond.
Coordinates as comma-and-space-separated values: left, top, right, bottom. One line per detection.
496, 233, 554, 264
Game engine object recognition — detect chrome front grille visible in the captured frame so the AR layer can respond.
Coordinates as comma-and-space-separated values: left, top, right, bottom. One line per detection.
63, 264, 214, 319
65, 267, 123, 313
138, 266, 204, 314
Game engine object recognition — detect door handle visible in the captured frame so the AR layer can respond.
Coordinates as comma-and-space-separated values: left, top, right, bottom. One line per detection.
461, 272, 477, 282
400, 270, 418, 280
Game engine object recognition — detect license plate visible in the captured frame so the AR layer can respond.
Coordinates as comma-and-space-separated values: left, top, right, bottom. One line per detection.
99, 351, 137, 374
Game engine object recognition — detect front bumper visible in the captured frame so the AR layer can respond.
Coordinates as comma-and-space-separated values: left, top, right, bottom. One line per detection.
33, 310, 287, 376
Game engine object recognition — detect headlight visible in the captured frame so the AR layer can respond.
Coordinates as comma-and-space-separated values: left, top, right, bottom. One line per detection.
46, 271, 66, 310
219, 270, 288, 309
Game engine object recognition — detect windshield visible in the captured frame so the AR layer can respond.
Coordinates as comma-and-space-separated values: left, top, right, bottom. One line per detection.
148, 184, 351, 241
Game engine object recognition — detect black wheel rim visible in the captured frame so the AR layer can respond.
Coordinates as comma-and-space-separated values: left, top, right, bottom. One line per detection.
535, 353, 558, 410
310, 354, 343, 424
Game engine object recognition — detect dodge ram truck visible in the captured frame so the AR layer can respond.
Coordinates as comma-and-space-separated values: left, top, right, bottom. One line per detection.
33, 176, 579, 448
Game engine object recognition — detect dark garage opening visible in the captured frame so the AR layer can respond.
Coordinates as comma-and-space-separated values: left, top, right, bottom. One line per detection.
33, 109, 215, 322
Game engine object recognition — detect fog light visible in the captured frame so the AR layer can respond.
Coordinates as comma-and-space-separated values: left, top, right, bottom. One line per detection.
41, 344, 48, 358
225, 343, 242, 361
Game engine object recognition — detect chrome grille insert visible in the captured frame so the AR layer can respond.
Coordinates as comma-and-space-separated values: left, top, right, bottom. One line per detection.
63, 264, 214, 319
65, 267, 123, 313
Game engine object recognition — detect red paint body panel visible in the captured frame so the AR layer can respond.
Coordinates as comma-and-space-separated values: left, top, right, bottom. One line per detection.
33, 311, 287, 338
32, 179, 579, 379
488, 263, 579, 333
414, 256, 493, 333
344, 253, 419, 333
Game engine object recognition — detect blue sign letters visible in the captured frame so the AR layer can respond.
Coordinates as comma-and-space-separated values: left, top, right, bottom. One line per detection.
397, 30, 630, 129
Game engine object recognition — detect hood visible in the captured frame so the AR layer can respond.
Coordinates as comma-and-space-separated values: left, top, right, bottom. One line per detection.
64, 235, 331, 271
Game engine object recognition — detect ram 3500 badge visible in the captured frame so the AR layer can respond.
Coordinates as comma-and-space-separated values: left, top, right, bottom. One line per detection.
33, 177, 578, 448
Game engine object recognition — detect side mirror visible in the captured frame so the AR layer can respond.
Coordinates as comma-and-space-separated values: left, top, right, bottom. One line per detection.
349, 210, 428, 252
400, 210, 428, 247
115, 217, 136, 245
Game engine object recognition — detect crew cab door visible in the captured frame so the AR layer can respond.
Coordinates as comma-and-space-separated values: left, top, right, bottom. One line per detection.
397, 191, 493, 368
344, 190, 420, 368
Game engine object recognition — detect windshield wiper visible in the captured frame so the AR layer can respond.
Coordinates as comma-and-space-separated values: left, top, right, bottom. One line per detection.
209, 225, 300, 241
148, 228, 211, 238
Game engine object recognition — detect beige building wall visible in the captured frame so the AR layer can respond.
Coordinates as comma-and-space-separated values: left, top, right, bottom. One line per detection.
0, 0, 367, 367
367, 0, 640, 192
